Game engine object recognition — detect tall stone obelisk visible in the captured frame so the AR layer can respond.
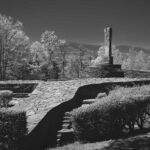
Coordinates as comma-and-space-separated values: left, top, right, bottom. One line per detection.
87, 27, 124, 78
104, 27, 113, 64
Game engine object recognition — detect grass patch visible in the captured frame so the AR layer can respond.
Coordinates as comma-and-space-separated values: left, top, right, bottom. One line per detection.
48, 134, 150, 150
49, 141, 112, 150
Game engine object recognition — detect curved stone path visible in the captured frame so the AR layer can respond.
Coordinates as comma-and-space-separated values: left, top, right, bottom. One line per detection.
10, 78, 150, 133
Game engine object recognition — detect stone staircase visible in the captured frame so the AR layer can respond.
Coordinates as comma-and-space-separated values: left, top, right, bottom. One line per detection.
56, 98, 99, 146
57, 111, 74, 146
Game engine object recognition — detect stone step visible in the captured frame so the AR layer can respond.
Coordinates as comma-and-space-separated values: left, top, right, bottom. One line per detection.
57, 129, 74, 139
62, 123, 72, 129
57, 128, 74, 134
82, 99, 97, 104
57, 129, 75, 146
64, 112, 72, 117
62, 119, 72, 124
63, 116, 72, 120
81, 104, 90, 107
56, 110, 75, 146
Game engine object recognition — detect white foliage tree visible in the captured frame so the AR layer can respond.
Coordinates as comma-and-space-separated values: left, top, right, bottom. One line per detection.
0, 14, 30, 79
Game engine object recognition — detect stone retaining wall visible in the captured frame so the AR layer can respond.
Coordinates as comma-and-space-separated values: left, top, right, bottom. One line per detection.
24, 79, 150, 150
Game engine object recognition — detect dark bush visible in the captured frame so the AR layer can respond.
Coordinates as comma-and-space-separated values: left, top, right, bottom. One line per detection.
0, 83, 38, 93
0, 90, 13, 107
40, 61, 60, 80
71, 85, 150, 142
0, 109, 27, 150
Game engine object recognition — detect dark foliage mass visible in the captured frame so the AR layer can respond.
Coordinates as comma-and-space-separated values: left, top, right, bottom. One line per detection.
0, 83, 37, 93
71, 85, 150, 142
0, 110, 27, 150
0, 90, 13, 107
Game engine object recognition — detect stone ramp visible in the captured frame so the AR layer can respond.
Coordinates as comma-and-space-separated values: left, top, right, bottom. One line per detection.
14, 78, 150, 149
22, 78, 150, 133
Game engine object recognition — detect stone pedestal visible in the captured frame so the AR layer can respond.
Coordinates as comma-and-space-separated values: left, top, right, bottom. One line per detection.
87, 64, 124, 78
88, 27, 124, 78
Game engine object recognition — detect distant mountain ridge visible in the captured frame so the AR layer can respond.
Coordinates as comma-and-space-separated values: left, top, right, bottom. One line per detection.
66, 42, 150, 55
116, 45, 150, 54
67, 42, 100, 51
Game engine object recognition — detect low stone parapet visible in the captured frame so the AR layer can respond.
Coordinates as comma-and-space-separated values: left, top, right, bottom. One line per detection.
87, 64, 124, 78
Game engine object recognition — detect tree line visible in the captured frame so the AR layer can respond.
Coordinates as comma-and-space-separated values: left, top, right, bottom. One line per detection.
0, 14, 88, 80
0, 13, 149, 80
113, 47, 150, 71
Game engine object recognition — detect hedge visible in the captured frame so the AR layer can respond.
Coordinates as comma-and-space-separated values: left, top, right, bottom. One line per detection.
71, 85, 150, 142
0, 83, 38, 93
0, 90, 13, 107
0, 109, 27, 150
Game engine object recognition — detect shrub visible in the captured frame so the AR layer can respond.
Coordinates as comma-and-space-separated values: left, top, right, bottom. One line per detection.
0, 109, 27, 150
40, 61, 60, 80
109, 85, 150, 97
0, 83, 38, 93
71, 85, 150, 142
0, 90, 13, 107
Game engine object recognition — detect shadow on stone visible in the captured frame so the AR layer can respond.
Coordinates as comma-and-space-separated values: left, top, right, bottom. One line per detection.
22, 80, 150, 150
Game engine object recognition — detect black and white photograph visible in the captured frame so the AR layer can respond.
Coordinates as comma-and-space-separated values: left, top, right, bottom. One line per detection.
0, 0, 150, 149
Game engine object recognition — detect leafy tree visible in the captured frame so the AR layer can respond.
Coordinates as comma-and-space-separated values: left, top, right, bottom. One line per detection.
145, 56, 150, 70
65, 55, 81, 79
41, 30, 66, 80
10, 59, 32, 80
30, 41, 48, 66
0, 14, 30, 80
41, 30, 60, 63
113, 47, 123, 65
134, 50, 147, 70
58, 40, 67, 78
78, 44, 85, 73
40, 61, 60, 80
51, 61, 60, 79
122, 48, 137, 70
